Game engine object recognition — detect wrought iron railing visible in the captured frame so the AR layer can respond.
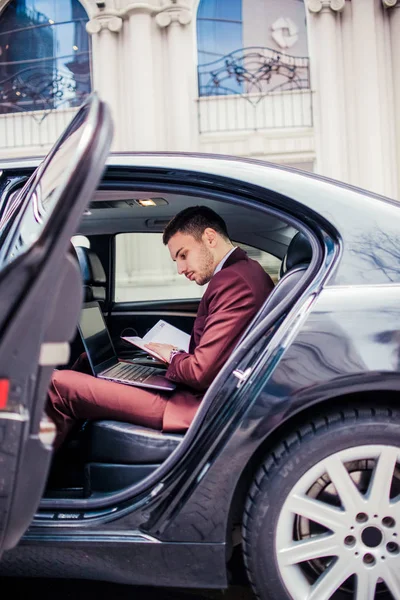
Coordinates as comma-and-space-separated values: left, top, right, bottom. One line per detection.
197, 47, 312, 133
0, 55, 91, 151
0, 61, 90, 114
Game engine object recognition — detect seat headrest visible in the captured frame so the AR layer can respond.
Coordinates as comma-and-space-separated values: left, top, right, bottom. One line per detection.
281, 232, 312, 277
74, 246, 106, 285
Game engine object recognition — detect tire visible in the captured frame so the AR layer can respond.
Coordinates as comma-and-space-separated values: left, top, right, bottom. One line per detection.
242, 406, 400, 600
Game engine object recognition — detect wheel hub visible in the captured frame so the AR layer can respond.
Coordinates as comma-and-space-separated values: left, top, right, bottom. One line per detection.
342, 512, 399, 568
361, 526, 383, 548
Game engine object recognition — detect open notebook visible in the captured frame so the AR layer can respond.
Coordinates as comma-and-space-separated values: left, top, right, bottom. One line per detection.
122, 320, 191, 362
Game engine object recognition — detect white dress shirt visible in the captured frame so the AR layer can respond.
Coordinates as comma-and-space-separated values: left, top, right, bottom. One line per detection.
213, 246, 237, 276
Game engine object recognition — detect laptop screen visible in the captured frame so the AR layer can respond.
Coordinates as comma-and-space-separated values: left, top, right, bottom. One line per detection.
79, 304, 117, 374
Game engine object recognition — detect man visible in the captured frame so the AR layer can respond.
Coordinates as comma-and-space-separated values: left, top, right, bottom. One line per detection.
47, 206, 274, 449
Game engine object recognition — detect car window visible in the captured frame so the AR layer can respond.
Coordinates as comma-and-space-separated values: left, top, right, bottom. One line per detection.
236, 242, 281, 284
114, 232, 281, 302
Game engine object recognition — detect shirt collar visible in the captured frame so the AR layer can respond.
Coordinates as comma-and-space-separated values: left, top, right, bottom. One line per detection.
213, 246, 237, 276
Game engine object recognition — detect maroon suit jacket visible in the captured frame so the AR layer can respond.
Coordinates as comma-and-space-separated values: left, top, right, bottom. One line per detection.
162, 248, 274, 432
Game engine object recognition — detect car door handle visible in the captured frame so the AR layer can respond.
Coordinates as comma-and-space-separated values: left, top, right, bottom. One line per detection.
232, 367, 252, 388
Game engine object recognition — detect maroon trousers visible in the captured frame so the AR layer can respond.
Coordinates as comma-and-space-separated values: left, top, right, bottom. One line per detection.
46, 355, 168, 450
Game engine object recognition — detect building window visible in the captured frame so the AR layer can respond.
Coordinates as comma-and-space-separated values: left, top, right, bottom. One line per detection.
197, 0, 309, 97
196, 0, 311, 133
0, 0, 91, 115
197, 0, 243, 71
197, 0, 308, 71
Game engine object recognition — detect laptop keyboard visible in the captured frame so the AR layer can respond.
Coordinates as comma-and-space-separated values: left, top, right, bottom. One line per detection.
103, 362, 164, 383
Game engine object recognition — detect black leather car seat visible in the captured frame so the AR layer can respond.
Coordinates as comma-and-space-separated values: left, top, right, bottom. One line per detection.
237, 231, 313, 342
85, 421, 183, 492
67, 245, 108, 366
74, 245, 107, 304
267, 231, 312, 310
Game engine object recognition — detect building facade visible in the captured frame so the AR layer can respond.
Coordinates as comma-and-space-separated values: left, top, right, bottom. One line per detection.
0, 0, 399, 199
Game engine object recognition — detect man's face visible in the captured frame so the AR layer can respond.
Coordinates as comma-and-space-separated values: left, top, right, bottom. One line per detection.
167, 231, 215, 286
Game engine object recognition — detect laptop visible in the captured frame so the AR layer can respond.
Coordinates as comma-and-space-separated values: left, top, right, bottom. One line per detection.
78, 302, 176, 391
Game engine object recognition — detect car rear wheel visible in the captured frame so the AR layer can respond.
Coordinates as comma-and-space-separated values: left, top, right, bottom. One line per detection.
242, 407, 400, 600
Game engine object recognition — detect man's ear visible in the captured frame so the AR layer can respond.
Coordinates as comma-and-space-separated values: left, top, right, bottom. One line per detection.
203, 227, 217, 247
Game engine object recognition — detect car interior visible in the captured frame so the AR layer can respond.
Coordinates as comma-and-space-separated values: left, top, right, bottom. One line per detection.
44, 187, 313, 500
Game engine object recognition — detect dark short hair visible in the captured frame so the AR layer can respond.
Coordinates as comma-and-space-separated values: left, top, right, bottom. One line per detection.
162, 206, 230, 245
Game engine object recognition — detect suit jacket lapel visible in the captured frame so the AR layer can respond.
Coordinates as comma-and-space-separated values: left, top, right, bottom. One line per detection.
189, 248, 248, 353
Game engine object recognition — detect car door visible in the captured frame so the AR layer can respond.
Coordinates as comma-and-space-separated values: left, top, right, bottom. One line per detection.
0, 93, 112, 557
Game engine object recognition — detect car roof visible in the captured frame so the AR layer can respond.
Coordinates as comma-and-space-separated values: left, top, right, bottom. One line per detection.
1, 151, 398, 207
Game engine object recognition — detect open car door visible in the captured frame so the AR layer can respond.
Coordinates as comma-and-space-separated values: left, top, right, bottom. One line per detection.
0, 93, 112, 557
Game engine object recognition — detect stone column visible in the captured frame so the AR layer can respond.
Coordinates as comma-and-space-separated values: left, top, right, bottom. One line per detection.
340, 0, 358, 185
86, 13, 124, 149
350, 0, 387, 195
156, 2, 196, 151
384, 0, 400, 199
125, 5, 159, 150
306, 0, 347, 181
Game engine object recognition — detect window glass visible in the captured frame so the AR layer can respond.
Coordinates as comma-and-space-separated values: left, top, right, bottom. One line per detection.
0, 0, 91, 114
115, 233, 203, 302
197, 0, 243, 89
197, 0, 309, 98
236, 241, 281, 284
114, 233, 281, 302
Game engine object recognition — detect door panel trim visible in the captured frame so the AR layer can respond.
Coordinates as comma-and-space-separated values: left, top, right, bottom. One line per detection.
0, 411, 27, 422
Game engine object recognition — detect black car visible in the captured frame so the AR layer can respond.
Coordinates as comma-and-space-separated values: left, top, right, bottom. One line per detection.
0, 94, 399, 600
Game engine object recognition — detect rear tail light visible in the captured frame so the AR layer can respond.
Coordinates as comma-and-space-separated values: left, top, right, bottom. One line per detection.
0, 379, 9, 409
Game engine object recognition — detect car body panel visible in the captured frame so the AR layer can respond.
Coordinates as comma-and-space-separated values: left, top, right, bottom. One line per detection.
0, 536, 228, 588
3, 283, 398, 588
0, 147, 399, 591
25, 283, 400, 540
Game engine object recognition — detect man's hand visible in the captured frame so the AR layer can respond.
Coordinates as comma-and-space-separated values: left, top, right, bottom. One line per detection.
144, 342, 176, 363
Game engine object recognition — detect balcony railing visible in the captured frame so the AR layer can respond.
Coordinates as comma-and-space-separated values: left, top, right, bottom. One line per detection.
0, 106, 79, 151
0, 61, 90, 153
197, 47, 312, 134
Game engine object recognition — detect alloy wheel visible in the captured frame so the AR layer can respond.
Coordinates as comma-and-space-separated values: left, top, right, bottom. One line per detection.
275, 445, 400, 599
